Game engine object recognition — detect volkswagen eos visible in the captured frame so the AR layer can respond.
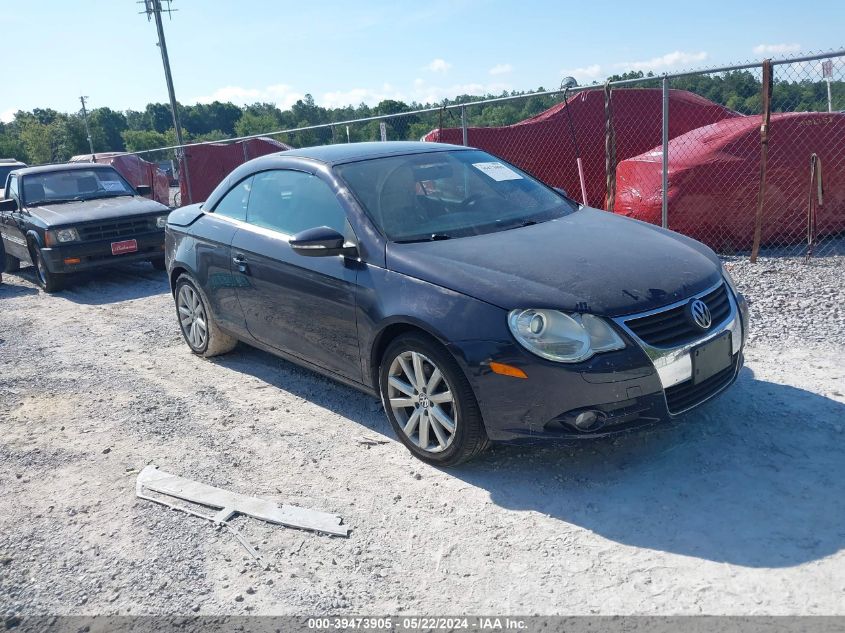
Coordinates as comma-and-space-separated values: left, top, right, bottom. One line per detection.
165, 142, 748, 465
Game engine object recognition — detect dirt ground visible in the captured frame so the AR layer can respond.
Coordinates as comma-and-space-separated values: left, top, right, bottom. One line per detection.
1, 260, 844, 617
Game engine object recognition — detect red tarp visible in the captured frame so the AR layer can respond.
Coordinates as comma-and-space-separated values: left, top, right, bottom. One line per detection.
179, 137, 292, 204
424, 89, 738, 208
614, 112, 845, 250
69, 152, 170, 206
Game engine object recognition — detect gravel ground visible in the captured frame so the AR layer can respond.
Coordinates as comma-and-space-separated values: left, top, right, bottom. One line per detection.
0, 252, 843, 618
724, 251, 845, 348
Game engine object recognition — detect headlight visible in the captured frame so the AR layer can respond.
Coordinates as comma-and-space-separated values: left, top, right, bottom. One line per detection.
50, 228, 80, 243
721, 262, 739, 297
156, 215, 168, 228
507, 309, 625, 363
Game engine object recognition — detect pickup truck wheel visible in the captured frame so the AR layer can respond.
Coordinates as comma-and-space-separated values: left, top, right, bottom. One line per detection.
33, 248, 64, 293
3, 253, 20, 273
174, 273, 237, 357
150, 257, 166, 271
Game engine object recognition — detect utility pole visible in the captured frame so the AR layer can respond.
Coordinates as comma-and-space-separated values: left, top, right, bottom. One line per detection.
143, 0, 192, 203
79, 96, 95, 154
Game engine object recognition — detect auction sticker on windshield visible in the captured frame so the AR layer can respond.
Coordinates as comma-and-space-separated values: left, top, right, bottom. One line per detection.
102, 181, 125, 191
472, 161, 523, 181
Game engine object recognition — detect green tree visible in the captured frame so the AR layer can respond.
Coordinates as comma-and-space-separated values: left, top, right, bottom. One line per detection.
89, 107, 128, 152
144, 103, 173, 133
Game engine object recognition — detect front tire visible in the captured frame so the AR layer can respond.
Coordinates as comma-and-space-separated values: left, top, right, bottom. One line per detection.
33, 247, 64, 293
379, 333, 489, 466
174, 273, 237, 357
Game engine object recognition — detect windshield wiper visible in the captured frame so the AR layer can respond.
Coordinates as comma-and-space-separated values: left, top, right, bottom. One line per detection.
496, 218, 538, 231
27, 197, 83, 205
395, 233, 452, 244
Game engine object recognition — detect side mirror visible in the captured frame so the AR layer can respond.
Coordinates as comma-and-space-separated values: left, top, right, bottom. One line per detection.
290, 226, 358, 258
136, 185, 152, 196
553, 187, 569, 198
0, 198, 18, 211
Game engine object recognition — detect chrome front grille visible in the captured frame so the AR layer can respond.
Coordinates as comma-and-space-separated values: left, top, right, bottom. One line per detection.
624, 283, 730, 348
77, 217, 154, 242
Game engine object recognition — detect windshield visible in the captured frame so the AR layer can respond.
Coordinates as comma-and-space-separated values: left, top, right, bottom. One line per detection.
21, 168, 135, 205
335, 149, 577, 242
0, 165, 23, 186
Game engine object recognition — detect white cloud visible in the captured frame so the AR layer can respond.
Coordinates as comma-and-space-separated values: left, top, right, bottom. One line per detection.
321, 84, 406, 108
0, 108, 16, 123
424, 58, 452, 73
192, 84, 305, 110
489, 63, 513, 76
616, 50, 708, 72
753, 43, 801, 55
190, 77, 513, 112
560, 64, 605, 83
410, 79, 511, 104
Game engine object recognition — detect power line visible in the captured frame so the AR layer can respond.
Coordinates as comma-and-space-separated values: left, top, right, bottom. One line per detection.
142, 0, 192, 203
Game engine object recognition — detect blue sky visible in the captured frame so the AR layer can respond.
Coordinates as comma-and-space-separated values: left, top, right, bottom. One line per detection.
2, 0, 843, 121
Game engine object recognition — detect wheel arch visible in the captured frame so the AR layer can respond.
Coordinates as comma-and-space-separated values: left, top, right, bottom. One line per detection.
25, 230, 43, 261
169, 265, 189, 295
369, 319, 450, 389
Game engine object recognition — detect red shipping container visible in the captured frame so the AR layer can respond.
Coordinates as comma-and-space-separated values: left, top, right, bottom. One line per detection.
179, 137, 292, 204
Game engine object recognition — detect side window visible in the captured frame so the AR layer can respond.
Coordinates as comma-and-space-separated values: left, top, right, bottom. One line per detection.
246, 170, 347, 236
213, 176, 253, 221
8, 175, 19, 203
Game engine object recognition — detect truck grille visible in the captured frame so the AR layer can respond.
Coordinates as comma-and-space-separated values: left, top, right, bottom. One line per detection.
77, 217, 154, 242
665, 353, 739, 414
624, 283, 731, 348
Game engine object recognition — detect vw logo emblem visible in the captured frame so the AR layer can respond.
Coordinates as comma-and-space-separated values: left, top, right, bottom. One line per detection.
689, 299, 712, 329
418, 393, 431, 409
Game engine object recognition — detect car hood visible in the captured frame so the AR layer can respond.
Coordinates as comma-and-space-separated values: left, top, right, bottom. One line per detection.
385, 208, 723, 317
29, 196, 169, 227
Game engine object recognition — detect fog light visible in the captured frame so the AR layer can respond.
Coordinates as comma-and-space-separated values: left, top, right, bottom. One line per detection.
574, 410, 599, 430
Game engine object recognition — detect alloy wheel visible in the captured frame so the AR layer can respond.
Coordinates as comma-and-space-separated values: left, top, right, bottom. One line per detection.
386, 350, 457, 453
177, 284, 208, 350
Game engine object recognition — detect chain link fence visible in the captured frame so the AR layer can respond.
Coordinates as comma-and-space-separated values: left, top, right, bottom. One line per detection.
129, 49, 845, 259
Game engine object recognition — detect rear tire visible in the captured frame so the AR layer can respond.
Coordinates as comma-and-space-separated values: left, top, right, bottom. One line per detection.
379, 332, 489, 466
32, 247, 64, 293
174, 273, 237, 357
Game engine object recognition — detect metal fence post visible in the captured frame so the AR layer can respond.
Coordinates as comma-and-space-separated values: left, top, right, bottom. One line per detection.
661, 76, 669, 229
461, 106, 468, 146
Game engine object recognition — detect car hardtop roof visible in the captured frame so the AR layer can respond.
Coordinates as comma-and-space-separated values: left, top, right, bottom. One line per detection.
276, 141, 470, 166
0, 159, 27, 165
12, 162, 120, 177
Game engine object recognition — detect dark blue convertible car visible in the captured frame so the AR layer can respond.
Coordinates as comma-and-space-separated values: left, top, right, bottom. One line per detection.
165, 142, 748, 465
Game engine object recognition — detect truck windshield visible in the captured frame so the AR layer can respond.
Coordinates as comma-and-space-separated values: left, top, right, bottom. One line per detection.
21, 168, 135, 205
0, 165, 23, 185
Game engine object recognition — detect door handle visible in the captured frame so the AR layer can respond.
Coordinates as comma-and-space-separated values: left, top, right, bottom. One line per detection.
232, 254, 249, 274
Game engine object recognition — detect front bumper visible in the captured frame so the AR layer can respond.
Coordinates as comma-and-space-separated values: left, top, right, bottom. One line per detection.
449, 282, 749, 442
40, 230, 165, 273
